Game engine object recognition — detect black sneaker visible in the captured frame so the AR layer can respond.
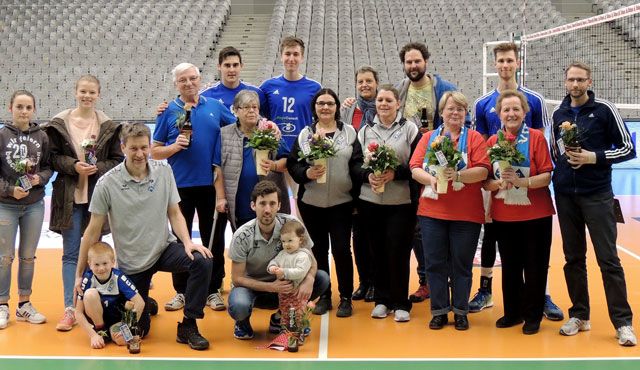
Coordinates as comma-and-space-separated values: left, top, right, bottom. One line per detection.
429, 314, 448, 330
336, 298, 353, 318
364, 286, 375, 302
312, 295, 332, 315
268, 312, 282, 334
454, 314, 469, 331
176, 320, 210, 350
147, 297, 159, 316
352, 285, 369, 301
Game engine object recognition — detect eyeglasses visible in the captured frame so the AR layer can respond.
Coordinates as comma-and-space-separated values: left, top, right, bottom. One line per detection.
316, 101, 336, 107
176, 76, 200, 85
566, 78, 589, 83
238, 105, 259, 111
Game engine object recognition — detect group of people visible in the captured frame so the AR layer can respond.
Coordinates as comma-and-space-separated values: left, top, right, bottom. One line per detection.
0, 36, 636, 352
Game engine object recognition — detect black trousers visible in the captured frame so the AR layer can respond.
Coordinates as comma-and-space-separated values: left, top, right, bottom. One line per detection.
494, 216, 552, 324
481, 222, 498, 268
128, 242, 212, 336
352, 211, 373, 287
172, 186, 226, 295
297, 200, 354, 299
359, 200, 415, 311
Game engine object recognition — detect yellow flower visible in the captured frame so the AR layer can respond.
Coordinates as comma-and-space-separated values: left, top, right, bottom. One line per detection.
560, 121, 573, 131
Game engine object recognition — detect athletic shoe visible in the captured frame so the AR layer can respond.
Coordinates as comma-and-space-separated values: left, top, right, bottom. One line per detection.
454, 314, 469, 330
616, 326, 637, 346
352, 285, 369, 301
409, 284, 430, 302
268, 312, 282, 334
371, 304, 390, 319
312, 295, 332, 315
429, 314, 448, 330
394, 309, 410, 322
559, 317, 591, 336
164, 293, 185, 311
176, 320, 209, 350
233, 319, 254, 340
0, 305, 9, 329
207, 292, 226, 311
55, 307, 77, 331
543, 295, 564, 321
147, 297, 159, 316
336, 298, 353, 318
468, 290, 493, 313
15, 302, 46, 324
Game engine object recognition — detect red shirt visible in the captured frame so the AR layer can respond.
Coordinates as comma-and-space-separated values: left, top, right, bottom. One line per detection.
487, 128, 555, 221
410, 130, 490, 224
352, 108, 363, 131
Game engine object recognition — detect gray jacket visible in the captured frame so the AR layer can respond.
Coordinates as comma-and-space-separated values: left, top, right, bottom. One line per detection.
287, 122, 362, 208
357, 113, 419, 205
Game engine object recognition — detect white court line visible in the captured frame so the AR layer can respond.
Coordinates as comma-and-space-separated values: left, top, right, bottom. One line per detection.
618, 244, 640, 261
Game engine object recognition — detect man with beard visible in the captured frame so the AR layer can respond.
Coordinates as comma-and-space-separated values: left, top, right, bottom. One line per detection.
551, 61, 636, 346
227, 180, 329, 339
395, 42, 467, 132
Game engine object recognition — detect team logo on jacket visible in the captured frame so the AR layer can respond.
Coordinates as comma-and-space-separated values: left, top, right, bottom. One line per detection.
281, 122, 296, 133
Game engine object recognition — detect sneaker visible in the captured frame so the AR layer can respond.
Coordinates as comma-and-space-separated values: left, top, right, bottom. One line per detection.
394, 309, 410, 322
364, 286, 375, 302
371, 304, 390, 319
454, 314, 469, 330
164, 293, 185, 311
409, 284, 430, 302
176, 320, 209, 350
352, 285, 369, 301
15, 302, 46, 324
55, 307, 76, 331
0, 305, 8, 329
207, 292, 226, 311
468, 290, 493, 313
336, 298, 353, 318
429, 314, 448, 330
559, 317, 591, 336
313, 295, 332, 315
268, 312, 282, 334
543, 295, 564, 321
616, 326, 637, 347
147, 296, 159, 316
233, 319, 254, 340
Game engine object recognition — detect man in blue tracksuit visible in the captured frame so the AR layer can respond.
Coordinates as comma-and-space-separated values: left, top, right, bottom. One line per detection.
551, 61, 636, 346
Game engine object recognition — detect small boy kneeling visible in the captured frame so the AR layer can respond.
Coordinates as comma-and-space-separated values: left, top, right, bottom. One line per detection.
76, 241, 145, 351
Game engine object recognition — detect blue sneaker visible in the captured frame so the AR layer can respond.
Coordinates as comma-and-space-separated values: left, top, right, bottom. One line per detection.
543, 295, 564, 321
468, 290, 493, 313
268, 312, 282, 334
233, 319, 254, 340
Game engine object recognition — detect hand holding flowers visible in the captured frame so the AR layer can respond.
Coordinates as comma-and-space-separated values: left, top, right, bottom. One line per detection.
297, 130, 336, 183
246, 118, 282, 175
487, 130, 526, 199
425, 134, 462, 194
81, 135, 98, 165
363, 141, 400, 193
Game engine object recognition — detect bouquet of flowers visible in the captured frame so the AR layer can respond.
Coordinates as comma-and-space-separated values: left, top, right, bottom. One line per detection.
283, 301, 315, 352
81, 135, 98, 165
363, 141, 400, 192
174, 103, 193, 130
425, 134, 463, 194
120, 302, 141, 354
14, 158, 35, 190
558, 121, 585, 153
297, 131, 336, 183
246, 118, 282, 175
487, 130, 526, 200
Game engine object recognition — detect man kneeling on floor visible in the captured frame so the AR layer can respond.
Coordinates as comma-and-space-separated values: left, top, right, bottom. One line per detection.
227, 180, 329, 339
75, 122, 213, 350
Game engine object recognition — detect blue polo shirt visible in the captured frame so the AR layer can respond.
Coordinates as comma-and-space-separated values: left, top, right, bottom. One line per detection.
154, 95, 236, 187
472, 86, 550, 136
200, 81, 267, 112
259, 75, 321, 154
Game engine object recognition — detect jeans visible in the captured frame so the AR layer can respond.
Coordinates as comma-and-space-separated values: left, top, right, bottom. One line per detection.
61, 204, 89, 308
228, 270, 329, 322
0, 200, 45, 301
419, 216, 481, 316
297, 201, 353, 299
127, 241, 213, 336
556, 191, 633, 328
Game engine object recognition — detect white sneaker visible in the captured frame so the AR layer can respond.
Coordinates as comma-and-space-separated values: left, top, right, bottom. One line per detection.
164, 293, 185, 311
15, 302, 46, 324
616, 326, 637, 347
207, 292, 226, 311
394, 309, 410, 322
0, 305, 9, 329
371, 304, 390, 318
559, 317, 591, 336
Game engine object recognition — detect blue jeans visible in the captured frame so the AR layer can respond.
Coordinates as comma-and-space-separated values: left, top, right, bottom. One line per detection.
61, 204, 89, 308
0, 200, 45, 301
419, 216, 481, 316
228, 270, 329, 322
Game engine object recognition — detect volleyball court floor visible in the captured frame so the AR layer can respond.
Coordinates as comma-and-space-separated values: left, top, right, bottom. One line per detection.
0, 191, 638, 369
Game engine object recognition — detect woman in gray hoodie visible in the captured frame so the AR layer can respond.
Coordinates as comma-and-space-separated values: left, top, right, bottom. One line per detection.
0, 90, 52, 329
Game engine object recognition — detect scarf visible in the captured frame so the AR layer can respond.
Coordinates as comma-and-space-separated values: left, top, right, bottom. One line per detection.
493, 124, 531, 205
356, 96, 377, 126
421, 125, 469, 199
